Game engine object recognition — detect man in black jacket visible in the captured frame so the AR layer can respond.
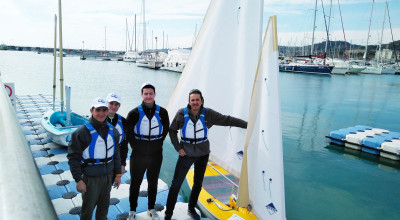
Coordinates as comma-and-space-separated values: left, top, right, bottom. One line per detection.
126, 82, 170, 220
67, 97, 122, 220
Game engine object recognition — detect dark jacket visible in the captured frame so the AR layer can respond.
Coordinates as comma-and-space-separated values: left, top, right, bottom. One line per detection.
67, 117, 121, 182
126, 101, 170, 155
169, 105, 247, 157
107, 113, 128, 166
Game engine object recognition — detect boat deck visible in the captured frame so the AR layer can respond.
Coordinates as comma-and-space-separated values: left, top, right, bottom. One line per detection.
202, 174, 238, 205
15, 94, 199, 220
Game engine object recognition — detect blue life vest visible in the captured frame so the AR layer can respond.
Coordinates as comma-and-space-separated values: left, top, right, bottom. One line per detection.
134, 105, 163, 141
181, 107, 208, 144
114, 114, 125, 144
82, 121, 116, 165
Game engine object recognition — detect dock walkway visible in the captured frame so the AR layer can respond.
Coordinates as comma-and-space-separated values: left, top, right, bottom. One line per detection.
12, 94, 200, 219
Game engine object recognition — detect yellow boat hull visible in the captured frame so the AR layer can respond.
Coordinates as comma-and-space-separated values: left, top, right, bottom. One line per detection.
186, 162, 258, 220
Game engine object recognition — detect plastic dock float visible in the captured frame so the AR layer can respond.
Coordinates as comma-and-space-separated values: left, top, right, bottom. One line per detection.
326, 125, 400, 160
15, 94, 202, 220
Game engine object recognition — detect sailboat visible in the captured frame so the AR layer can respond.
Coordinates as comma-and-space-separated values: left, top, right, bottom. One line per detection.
41, 0, 88, 147
279, 0, 333, 75
136, 0, 163, 69
166, 0, 285, 219
162, 49, 190, 73
123, 15, 140, 62
361, 0, 397, 75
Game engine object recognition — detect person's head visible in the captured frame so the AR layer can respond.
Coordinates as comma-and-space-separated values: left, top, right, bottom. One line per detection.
188, 89, 204, 112
90, 97, 109, 122
141, 82, 156, 105
106, 92, 121, 115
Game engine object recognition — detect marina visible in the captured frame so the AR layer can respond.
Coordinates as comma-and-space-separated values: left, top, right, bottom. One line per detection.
1, 0, 400, 219
1, 50, 400, 219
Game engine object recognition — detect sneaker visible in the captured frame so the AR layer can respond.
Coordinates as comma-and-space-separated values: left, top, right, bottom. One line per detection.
128, 211, 136, 220
147, 209, 160, 220
187, 209, 200, 220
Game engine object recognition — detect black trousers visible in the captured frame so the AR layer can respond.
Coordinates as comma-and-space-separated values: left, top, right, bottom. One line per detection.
129, 151, 163, 211
165, 154, 209, 216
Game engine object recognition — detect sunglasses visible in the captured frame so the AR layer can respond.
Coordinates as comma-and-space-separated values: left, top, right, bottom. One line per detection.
95, 108, 108, 112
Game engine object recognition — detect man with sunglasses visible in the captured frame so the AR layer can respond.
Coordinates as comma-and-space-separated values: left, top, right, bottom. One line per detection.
67, 97, 122, 220
164, 89, 247, 220
126, 82, 170, 220
106, 92, 128, 176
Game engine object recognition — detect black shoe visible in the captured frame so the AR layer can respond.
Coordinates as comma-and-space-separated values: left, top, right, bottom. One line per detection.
187, 209, 200, 220
164, 211, 172, 220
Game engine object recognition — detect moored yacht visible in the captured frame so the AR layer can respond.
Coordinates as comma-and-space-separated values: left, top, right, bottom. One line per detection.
122, 50, 140, 62
162, 49, 190, 73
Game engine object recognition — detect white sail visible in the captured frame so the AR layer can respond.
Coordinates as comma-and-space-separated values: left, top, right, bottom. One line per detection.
238, 16, 286, 219
166, 0, 263, 178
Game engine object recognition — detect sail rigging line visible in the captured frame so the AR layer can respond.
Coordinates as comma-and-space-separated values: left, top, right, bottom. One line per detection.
207, 163, 239, 188
364, 0, 375, 64
320, 0, 330, 64
337, 0, 349, 60
310, 0, 318, 57
385, 1, 398, 65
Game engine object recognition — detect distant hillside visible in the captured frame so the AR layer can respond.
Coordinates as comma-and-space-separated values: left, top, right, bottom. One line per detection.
279, 40, 400, 60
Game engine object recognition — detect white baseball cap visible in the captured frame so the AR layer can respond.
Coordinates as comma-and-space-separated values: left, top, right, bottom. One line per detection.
106, 92, 121, 103
92, 97, 108, 108
141, 82, 155, 91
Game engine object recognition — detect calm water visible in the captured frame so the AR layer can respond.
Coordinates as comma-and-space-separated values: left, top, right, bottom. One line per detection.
1, 50, 400, 219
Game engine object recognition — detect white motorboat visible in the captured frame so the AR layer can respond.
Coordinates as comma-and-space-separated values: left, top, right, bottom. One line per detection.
162, 49, 190, 73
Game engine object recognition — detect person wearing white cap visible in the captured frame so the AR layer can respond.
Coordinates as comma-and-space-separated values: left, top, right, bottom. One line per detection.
106, 92, 128, 175
67, 97, 122, 220
126, 82, 170, 220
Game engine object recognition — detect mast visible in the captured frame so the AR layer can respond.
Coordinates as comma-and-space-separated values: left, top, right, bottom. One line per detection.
378, 1, 387, 64
321, 0, 331, 64
105, 26, 107, 52
58, 0, 64, 114
53, 14, 57, 111
323, 0, 332, 58
386, 0, 398, 66
143, 0, 146, 52
310, 0, 317, 56
135, 14, 137, 51
125, 18, 128, 51
338, 0, 349, 60
363, 0, 374, 64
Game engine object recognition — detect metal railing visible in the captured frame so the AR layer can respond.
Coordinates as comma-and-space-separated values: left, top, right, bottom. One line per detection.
0, 78, 57, 219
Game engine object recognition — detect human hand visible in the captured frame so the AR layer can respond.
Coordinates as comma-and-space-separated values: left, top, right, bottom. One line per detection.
76, 180, 86, 195
179, 149, 186, 156
114, 176, 121, 189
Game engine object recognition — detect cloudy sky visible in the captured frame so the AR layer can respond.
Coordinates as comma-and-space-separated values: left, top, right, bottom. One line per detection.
0, 0, 399, 51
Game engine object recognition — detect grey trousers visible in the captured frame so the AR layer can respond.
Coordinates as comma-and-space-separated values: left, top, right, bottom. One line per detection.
80, 172, 114, 220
